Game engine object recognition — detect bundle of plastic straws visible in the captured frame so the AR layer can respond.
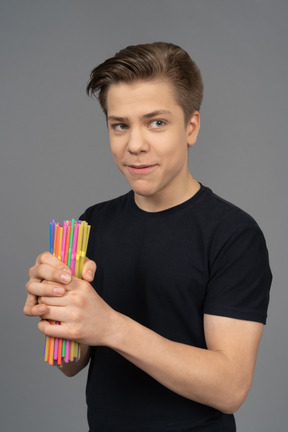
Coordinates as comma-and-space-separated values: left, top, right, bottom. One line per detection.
44, 219, 91, 366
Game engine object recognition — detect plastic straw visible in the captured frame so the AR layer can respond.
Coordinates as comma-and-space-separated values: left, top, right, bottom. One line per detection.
44, 219, 91, 366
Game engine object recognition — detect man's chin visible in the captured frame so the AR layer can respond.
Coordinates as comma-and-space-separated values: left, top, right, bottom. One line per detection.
128, 180, 155, 197
131, 185, 156, 198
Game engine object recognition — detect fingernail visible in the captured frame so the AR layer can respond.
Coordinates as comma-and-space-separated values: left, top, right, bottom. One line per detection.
86, 270, 94, 280
38, 306, 46, 314
54, 287, 65, 296
61, 273, 71, 283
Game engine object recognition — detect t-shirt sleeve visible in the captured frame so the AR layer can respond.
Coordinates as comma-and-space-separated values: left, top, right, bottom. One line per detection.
204, 212, 272, 324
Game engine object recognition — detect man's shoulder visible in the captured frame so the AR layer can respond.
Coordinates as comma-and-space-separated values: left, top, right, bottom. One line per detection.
198, 185, 258, 228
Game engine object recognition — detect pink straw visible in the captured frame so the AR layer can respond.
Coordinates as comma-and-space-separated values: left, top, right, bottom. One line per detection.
70, 222, 79, 276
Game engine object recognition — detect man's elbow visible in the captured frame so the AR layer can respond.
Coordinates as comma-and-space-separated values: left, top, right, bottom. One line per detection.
60, 368, 80, 378
58, 357, 90, 378
219, 384, 251, 414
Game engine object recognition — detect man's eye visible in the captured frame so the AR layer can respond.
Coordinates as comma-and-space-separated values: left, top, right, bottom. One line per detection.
149, 120, 165, 128
113, 124, 128, 131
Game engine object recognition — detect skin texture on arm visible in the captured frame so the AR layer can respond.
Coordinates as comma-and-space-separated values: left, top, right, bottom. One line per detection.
24, 252, 263, 413
110, 312, 263, 414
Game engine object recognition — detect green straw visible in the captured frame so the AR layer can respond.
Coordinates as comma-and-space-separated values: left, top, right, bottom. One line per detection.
67, 219, 75, 268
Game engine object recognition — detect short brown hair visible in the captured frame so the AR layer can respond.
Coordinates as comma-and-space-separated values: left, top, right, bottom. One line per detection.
86, 42, 203, 124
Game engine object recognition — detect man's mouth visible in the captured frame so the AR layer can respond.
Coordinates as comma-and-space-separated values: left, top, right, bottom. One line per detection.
127, 164, 158, 175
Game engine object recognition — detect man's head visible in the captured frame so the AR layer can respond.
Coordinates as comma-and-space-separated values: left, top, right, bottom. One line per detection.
86, 42, 203, 125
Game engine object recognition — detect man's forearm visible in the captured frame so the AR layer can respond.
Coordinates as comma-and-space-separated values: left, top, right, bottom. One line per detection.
106, 312, 262, 414
59, 344, 91, 377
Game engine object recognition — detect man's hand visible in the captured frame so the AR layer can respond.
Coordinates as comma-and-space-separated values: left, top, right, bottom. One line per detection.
24, 252, 73, 317
24, 252, 115, 346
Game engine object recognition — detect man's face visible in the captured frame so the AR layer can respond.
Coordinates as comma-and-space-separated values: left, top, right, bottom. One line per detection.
106, 79, 200, 210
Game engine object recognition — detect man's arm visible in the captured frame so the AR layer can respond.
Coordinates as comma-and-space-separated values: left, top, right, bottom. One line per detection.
59, 343, 91, 377
109, 312, 263, 414
25, 252, 263, 413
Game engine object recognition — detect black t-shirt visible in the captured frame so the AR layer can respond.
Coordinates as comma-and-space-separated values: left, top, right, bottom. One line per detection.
80, 185, 272, 432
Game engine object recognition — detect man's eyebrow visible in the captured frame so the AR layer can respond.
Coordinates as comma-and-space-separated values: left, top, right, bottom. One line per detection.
142, 110, 172, 119
107, 110, 172, 123
107, 115, 129, 123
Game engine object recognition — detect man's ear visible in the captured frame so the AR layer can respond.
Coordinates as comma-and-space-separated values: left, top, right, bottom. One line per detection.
187, 111, 200, 147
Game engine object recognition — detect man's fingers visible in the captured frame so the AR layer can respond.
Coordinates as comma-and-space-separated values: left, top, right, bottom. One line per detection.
26, 280, 67, 298
23, 293, 48, 316
30, 252, 72, 282
39, 295, 66, 307
38, 320, 70, 339
38, 315, 78, 340
29, 262, 72, 285
35, 251, 69, 269
82, 258, 97, 282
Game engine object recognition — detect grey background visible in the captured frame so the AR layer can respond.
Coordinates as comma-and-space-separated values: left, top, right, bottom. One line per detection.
1, 0, 287, 430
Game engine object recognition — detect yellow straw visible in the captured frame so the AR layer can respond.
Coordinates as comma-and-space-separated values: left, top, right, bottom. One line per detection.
57, 226, 63, 260
44, 337, 49, 362
49, 337, 55, 365
79, 222, 87, 274
82, 225, 90, 258
71, 341, 76, 361
75, 222, 84, 278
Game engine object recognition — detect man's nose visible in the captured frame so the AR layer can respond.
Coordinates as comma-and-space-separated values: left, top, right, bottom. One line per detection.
127, 128, 149, 154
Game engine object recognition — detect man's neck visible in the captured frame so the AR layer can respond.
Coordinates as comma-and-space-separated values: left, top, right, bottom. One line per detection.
134, 175, 200, 213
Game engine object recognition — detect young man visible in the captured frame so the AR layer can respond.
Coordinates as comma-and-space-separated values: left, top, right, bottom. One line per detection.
24, 42, 272, 431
